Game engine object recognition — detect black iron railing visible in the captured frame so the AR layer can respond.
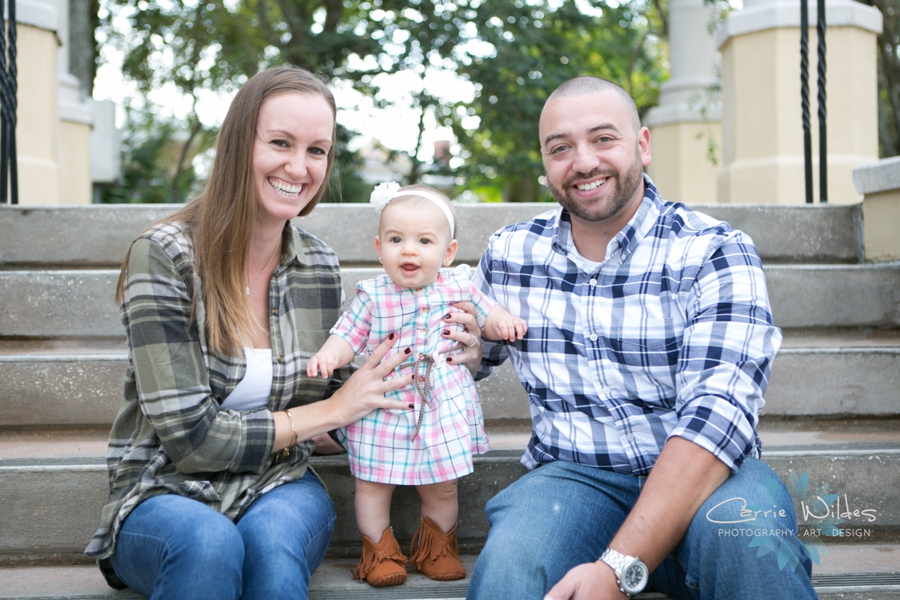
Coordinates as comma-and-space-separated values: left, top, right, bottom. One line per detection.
800, 0, 827, 204
0, 0, 16, 205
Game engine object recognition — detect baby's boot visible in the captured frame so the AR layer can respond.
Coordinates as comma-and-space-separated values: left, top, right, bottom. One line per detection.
352, 526, 408, 587
409, 516, 466, 581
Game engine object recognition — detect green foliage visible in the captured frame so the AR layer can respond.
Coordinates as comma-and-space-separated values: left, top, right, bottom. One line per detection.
96, 106, 211, 203
97, 0, 672, 204
451, 0, 668, 202
99, 0, 382, 203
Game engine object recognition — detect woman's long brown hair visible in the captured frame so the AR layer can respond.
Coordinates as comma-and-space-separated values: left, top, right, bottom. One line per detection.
115, 67, 337, 355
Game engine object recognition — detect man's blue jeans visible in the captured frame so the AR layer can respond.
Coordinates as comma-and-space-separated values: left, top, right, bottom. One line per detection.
108, 471, 335, 600
468, 457, 818, 600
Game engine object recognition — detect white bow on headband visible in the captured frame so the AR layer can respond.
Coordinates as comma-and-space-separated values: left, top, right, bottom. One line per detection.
369, 181, 455, 234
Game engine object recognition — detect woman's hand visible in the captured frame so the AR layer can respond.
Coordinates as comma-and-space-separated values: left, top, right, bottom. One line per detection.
326, 332, 415, 427
274, 334, 414, 455
443, 301, 483, 376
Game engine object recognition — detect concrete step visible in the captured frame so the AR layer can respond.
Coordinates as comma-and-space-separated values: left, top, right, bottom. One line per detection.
1, 422, 898, 565
0, 203, 860, 269
1, 330, 897, 429
0, 546, 898, 599
1, 263, 898, 339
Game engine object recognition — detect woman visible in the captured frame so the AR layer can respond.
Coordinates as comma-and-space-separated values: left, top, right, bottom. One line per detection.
84, 66, 483, 600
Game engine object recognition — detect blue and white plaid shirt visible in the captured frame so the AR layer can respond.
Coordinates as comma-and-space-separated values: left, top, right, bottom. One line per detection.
473, 177, 781, 475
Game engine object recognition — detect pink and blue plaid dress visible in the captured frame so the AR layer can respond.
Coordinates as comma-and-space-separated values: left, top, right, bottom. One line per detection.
332, 266, 493, 485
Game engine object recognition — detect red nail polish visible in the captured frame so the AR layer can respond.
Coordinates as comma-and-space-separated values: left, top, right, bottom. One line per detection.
408, 403, 415, 409
404, 347, 412, 355
443, 314, 451, 320
446, 356, 453, 363
389, 333, 396, 340
443, 329, 450, 335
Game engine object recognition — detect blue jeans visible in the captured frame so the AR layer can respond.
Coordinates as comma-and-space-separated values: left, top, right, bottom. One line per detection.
468, 458, 817, 600
109, 471, 335, 600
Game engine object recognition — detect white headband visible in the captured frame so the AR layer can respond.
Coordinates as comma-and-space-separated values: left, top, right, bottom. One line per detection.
370, 181, 455, 235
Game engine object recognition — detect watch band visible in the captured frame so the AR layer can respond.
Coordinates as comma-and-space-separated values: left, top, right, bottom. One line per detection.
600, 547, 633, 573
599, 548, 647, 597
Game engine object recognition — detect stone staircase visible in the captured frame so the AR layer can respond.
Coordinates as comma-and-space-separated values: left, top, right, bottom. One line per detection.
1, 202, 898, 599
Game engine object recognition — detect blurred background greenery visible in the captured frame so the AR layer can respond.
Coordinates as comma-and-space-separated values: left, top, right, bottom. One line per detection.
76, 0, 898, 205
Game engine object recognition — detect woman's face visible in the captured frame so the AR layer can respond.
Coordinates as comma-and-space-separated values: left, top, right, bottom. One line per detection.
251, 92, 334, 226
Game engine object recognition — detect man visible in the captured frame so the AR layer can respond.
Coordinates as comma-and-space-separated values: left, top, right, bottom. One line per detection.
467, 77, 817, 600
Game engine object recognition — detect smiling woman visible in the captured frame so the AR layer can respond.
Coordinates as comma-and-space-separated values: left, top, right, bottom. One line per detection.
84, 67, 425, 600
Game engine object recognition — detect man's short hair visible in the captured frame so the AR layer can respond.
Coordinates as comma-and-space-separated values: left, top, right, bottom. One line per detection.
548, 76, 641, 132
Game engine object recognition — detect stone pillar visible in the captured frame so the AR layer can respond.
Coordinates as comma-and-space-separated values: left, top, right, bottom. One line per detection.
16, 1, 61, 205
16, 0, 92, 206
715, 0, 882, 205
51, 0, 93, 205
853, 157, 900, 262
645, 0, 722, 205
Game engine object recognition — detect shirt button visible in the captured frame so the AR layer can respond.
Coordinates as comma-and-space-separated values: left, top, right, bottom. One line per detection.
589, 333, 598, 342
625, 433, 635, 441
276, 356, 284, 363
270, 308, 277, 315
602, 387, 612, 396
419, 328, 427, 334
589, 278, 597, 287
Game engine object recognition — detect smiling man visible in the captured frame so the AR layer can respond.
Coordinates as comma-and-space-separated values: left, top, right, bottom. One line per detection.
467, 77, 818, 600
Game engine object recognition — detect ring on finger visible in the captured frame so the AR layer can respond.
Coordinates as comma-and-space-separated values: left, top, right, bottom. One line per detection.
468, 334, 479, 347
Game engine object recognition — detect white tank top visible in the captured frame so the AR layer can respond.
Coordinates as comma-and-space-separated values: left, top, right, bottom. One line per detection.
219, 347, 272, 411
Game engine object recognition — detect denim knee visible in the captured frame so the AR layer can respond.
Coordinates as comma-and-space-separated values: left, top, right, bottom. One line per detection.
468, 462, 639, 600
237, 474, 336, 600
110, 495, 244, 599
666, 457, 817, 600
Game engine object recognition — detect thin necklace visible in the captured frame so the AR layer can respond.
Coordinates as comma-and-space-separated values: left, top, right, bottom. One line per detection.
245, 242, 280, 296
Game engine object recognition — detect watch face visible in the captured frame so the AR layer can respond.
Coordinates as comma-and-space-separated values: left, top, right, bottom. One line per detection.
622, 562, 648, 593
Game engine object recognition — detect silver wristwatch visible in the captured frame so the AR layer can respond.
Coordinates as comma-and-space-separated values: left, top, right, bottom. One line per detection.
599, 548, 649, 597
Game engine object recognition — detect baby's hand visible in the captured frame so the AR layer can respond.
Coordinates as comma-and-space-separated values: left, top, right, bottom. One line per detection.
307, 352, 339, 379
483, 307, 528, 343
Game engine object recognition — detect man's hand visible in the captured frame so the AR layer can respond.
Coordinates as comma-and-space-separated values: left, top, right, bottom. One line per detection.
543, 561, 628, 600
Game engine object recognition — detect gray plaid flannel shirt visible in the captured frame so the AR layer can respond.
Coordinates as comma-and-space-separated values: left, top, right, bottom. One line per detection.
86, 220, 346, 560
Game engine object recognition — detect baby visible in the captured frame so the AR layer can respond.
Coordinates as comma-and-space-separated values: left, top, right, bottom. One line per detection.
307, 182, 526, 587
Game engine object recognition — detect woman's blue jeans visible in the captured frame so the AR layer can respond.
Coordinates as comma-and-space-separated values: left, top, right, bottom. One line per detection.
108, 471, 335, 600
467, 457, 818, 600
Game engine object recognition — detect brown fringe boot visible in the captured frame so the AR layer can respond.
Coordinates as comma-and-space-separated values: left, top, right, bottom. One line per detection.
408, 516, 466, 581
352, 526, 408, 587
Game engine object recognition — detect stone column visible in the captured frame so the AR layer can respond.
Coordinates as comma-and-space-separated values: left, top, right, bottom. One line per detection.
645, 0, 722, 204
16, 0, 92, 206
715, 0, 882, 205
16, 1, 61, 205
50, 0, 93, 205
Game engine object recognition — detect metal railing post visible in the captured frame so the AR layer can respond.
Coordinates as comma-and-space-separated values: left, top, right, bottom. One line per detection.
816, 0, 827, 203
800, 0, 813, 204
0, 0, 17, 205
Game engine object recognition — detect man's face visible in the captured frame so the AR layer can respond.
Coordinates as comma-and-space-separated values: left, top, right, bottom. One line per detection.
539, 90, 651, 228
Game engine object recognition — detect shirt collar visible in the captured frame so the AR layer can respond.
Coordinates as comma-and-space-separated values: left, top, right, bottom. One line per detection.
283, 222, 312, 266
550, 174, 663, 265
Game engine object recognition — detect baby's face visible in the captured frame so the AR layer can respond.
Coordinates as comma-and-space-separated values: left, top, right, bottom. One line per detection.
375, 197, 457, 289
